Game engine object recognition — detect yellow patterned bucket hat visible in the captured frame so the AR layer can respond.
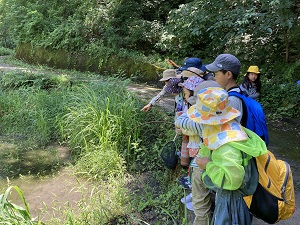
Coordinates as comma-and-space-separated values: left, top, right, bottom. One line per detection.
187, 87, 248, 149
187, 87, 240, 125
202, 121, 248, 149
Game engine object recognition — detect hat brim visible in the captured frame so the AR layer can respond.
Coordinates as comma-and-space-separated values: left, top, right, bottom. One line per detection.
178, 66, 189, 71
187, 105, 241, 125
179, 65, 204, 72
205, 63, 221, 72
200, 65, 207, 72
202, 122, 248, 150
244, 72, 260, 76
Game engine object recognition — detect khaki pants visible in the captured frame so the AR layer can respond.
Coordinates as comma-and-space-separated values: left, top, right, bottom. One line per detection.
192, 167, 212, 225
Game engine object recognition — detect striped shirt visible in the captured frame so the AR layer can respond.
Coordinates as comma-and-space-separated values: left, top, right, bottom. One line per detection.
149, 85, 167, 105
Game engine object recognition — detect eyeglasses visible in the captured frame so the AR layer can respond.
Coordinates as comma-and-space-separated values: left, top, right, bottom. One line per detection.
206, 71, 215, 77
207, 70, 228, 77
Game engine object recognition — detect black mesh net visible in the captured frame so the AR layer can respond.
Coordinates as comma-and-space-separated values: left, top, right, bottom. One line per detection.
160, 140, 179, 169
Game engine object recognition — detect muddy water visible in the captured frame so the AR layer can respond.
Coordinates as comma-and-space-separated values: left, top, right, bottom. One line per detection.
0, 139, 87, 222
0, 168, 83, 221
267, 118, 300, 161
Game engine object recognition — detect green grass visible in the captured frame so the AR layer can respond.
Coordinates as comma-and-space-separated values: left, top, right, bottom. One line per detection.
0, 67, 184, 224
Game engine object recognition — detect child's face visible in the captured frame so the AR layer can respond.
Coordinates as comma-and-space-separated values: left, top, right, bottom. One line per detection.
182, 87, 191, 100
248, 73, 258, 82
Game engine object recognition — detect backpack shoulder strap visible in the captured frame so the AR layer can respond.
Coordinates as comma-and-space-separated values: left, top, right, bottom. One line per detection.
228, 91, 248, 127
228, 91, 269, 145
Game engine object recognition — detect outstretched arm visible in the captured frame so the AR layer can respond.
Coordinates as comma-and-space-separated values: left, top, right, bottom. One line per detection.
141, 85, 167, 112
141, 103, 152, 112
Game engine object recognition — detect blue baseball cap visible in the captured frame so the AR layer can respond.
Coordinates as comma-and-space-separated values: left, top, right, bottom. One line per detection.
179, 58, 207, 72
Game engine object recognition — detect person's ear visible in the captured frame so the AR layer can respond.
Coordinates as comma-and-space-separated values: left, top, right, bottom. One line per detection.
226, 71, 233, 79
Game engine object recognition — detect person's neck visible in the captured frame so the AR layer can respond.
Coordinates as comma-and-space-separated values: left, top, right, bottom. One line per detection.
225, 80, 238, 91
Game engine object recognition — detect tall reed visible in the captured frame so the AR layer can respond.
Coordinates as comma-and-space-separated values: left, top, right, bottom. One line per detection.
0, 186, 42, 224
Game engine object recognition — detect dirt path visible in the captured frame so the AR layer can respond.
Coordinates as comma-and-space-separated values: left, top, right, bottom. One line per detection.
0, 56, 299, 225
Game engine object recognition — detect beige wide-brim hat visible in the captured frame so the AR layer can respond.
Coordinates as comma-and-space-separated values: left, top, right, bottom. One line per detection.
159, 69, 177, 81
182, 67, 204, 78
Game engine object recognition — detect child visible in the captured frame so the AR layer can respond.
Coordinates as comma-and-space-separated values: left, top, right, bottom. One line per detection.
175, 87, 268, 225
177, 75, 204, 211
176, 76, 204, 167
239, 65, 261, 100
178, 76, 204, 157
185, 80, 221, 224
142, 57, 206, 112
164, 77, 184, 113
141, 69, 178, 111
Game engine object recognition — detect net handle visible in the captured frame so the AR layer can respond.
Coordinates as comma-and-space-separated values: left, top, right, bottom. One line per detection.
173, 133, 178, 142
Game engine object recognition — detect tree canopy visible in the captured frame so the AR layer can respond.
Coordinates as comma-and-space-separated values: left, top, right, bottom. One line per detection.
0, 0, 299, 81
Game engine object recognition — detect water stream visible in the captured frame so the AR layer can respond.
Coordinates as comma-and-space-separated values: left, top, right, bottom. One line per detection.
267, 118, 300, 162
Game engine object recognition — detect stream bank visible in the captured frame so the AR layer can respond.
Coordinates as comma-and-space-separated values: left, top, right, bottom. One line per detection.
0, 56, 299, 224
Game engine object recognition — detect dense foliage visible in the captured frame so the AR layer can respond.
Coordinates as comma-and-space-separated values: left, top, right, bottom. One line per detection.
164, 1, 299, 60
0, 1, 298, 60
0, 0, 299, 115
0, 1, 299, 121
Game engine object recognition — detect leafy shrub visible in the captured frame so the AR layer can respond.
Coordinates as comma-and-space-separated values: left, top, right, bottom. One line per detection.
261, 82, 300, 119
0, 47, 14, 55
57, 79, 173, 170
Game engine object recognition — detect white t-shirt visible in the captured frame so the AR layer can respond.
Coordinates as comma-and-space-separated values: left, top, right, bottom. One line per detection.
228, 87, 243, 123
